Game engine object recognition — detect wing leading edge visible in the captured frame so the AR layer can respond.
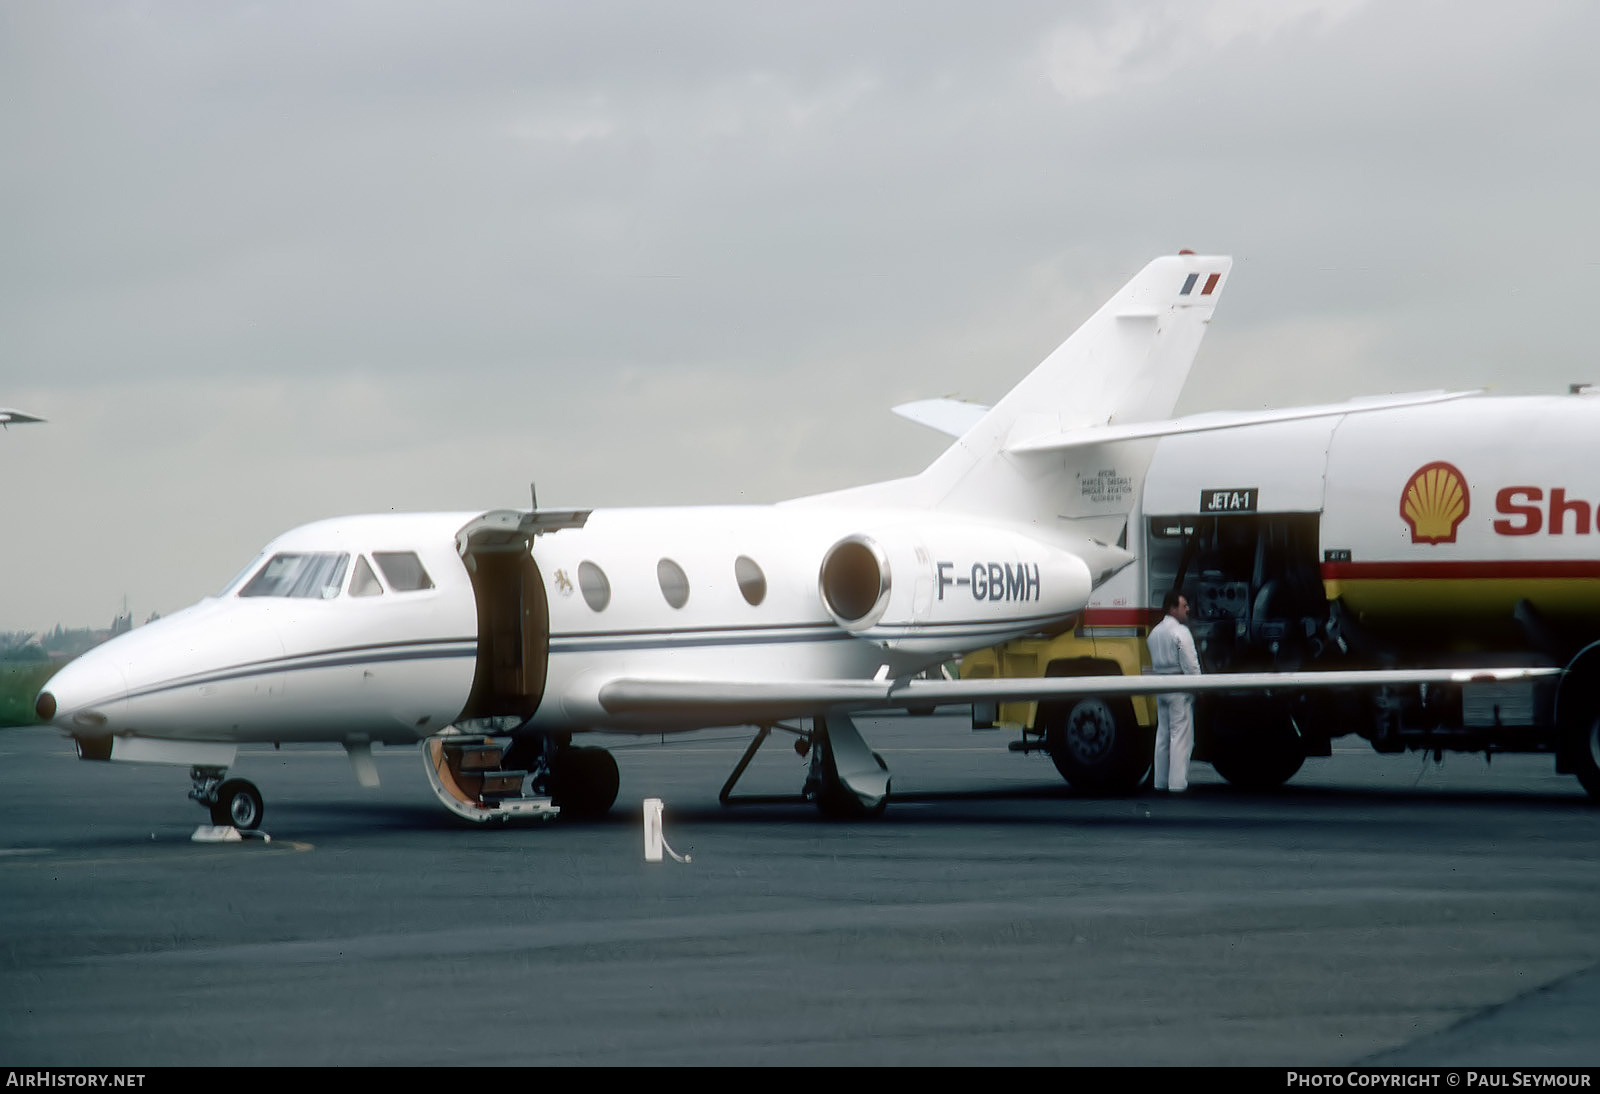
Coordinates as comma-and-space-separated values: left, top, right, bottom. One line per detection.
597, 666, 1560, 723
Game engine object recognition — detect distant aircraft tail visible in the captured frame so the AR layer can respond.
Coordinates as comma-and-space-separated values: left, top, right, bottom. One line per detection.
800, 253, 1232, 546
0, 408, 46, 427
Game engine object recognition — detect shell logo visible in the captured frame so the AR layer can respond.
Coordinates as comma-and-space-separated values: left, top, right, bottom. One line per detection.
1401, 461, 1470, 544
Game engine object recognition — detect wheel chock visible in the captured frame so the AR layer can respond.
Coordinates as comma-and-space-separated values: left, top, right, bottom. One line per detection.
191, 825, 272, 843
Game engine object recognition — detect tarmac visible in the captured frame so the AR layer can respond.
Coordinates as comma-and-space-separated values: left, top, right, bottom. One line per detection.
2, 713, 1597, 1067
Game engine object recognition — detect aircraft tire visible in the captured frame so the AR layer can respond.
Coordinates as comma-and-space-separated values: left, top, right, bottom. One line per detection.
550, 747, 619, 819
1044, 695, 1148, 795
210, 778, 264, 830
1209, 719, 1306, 791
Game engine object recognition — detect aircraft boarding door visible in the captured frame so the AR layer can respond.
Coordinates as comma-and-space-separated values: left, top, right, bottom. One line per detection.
456, 518, 551, 722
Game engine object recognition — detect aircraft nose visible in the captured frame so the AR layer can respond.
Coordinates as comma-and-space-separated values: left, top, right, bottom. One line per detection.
38, 652, 129, 731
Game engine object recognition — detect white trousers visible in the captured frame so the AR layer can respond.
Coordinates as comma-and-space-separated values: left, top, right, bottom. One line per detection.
1154, 692, 1194, 792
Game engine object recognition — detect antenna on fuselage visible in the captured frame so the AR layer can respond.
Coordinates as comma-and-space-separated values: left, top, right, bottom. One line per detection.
530, 482, 537, 510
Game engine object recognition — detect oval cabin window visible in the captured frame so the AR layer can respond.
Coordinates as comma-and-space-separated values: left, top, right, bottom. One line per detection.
578, 561, 611, 612
657, 558, 689, 609
734, 556, 766, 606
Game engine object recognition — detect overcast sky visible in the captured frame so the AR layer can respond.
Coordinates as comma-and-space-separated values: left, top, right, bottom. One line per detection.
5, 0, 1599, 633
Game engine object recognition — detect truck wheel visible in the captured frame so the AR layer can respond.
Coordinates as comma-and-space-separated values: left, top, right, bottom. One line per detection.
1569, 712, 1600, 801
1045, 696, 1148, 795
1554, 660, 1600, 803
1210, 719, 1306, 790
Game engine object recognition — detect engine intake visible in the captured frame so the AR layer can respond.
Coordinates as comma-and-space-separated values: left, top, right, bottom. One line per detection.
819, 535, 890, 630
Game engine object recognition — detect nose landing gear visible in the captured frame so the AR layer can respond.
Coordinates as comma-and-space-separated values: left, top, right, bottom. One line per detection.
189, 766, 265, 830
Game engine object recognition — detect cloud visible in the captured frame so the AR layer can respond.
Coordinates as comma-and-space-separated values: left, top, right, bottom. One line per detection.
5, 1, 1600, 630
1040, 0, 1371, 101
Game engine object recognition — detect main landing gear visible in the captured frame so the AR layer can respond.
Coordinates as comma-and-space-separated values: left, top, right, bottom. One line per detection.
190, 766, 265, 830
721, 713, 891, 818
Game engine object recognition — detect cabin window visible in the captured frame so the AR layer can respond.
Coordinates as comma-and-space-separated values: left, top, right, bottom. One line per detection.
657, 558, 689, 609
578, 561, 611, 612
349, 556, 384, 598
735, 556, 766, 606
374, 551, 434, 592
239, 553, 350, 599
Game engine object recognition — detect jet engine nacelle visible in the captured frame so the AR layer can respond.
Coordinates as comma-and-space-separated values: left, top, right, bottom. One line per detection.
817, 523, 1094, 656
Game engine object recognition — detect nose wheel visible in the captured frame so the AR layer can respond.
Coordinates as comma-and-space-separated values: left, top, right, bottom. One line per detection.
211, 778, 265, 829
190, 766, 265, 830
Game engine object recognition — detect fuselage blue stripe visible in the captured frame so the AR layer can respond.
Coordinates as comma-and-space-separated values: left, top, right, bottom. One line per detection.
549, 631, 852, 654
122, 645, 479, 702
107, 612, 1070, 706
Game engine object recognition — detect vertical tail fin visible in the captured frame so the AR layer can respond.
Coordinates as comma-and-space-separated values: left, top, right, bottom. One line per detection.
915, 253, 1231, 533
791, 254, 1232, 540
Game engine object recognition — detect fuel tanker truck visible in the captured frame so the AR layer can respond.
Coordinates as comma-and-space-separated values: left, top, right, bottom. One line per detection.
959, 388, 1600, 800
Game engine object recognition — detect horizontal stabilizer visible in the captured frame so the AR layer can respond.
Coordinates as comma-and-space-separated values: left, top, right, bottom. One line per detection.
1006, 390, 1481, 454
598, 664, 1557, 723
891, 398, 992, 439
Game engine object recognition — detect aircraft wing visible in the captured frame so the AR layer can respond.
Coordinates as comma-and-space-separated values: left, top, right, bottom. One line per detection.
597, 665, 1559, 722
0, 408, 45, 425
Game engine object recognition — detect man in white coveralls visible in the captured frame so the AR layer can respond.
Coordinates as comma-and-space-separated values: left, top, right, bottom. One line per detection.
1148, 590, 1202, 792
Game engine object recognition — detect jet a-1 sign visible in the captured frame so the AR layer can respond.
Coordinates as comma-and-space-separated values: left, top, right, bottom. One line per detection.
34, 255, 1549, 829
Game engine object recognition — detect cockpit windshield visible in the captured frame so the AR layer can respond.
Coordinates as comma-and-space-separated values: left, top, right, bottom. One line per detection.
238, 553, 351, 599
217, 553, 267, 598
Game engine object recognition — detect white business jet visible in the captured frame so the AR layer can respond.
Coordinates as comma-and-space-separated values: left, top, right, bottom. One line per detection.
34, 254, 1549, 829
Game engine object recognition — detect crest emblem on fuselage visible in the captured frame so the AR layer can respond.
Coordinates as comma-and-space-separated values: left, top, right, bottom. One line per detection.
1401, 461, 1470, 544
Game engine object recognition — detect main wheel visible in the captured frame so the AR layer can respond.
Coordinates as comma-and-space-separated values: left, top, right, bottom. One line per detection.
210, 778, 264, 830
549, 747, 620, 818
1044, 695, 1149, 795
1209, 719, 1306, 790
